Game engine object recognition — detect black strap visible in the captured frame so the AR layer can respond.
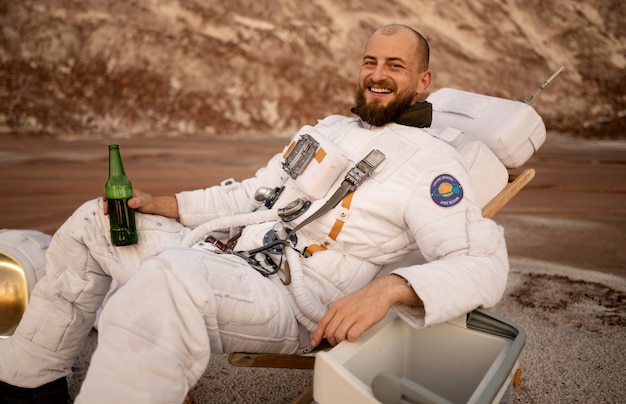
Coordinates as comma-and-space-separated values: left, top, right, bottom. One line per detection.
291, 180, 353, 234
291, 148, 386, 234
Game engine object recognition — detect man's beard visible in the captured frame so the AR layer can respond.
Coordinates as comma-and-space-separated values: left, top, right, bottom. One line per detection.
352, 84, 415, 126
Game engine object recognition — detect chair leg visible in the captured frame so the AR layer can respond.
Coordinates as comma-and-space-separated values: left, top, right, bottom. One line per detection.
227, 352, 316, 370
293, 384, 314, 404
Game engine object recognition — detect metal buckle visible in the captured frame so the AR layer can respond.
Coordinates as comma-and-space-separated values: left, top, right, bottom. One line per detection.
345, 149, 386, 192
282, 134, 320, 179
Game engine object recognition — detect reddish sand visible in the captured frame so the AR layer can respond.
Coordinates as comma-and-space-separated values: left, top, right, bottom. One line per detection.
0, 133, 624, 275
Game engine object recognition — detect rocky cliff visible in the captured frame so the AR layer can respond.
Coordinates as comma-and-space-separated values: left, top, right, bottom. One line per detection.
1, 0, 624, 138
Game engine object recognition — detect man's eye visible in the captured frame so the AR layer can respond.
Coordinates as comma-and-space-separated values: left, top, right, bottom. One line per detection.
363, 61, 376, 67
390, 64, 404, 70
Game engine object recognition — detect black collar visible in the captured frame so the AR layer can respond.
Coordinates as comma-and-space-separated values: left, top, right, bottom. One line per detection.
393, 101, 432, 128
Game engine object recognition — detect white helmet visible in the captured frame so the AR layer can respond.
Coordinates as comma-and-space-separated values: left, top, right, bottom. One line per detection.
0, 229, 51, 337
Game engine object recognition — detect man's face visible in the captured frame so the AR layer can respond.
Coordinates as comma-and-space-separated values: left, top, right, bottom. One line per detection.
353, 30, 430, 126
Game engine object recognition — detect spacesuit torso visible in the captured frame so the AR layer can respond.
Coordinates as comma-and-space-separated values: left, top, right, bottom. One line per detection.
176, 115, 507, 330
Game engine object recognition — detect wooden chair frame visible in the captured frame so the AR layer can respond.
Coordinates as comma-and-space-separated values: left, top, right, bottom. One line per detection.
225, 168, 536, 403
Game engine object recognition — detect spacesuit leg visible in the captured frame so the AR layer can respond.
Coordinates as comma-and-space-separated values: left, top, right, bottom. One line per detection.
0, 199, 188, 389
75, 247, 301, 404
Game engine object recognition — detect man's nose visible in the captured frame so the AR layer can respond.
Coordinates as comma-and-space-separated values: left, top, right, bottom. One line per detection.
370, 64, 388, 82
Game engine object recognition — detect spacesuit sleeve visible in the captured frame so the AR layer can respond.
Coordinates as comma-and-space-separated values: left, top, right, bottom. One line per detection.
391, 153, 509, 328
175, 152, 287, 228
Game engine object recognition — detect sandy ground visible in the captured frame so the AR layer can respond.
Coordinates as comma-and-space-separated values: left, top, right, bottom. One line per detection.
1, 132, 625, 403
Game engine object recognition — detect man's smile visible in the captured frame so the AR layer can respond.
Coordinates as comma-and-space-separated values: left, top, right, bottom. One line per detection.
369, 86, 393, 94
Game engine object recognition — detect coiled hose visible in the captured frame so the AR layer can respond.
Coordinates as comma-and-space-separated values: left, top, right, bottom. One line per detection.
180, 209, 326, 327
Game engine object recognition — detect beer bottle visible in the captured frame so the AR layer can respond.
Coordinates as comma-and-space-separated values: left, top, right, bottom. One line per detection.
105, 144, 138, 246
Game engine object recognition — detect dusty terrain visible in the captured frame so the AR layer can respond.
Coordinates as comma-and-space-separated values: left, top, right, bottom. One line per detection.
0, 132, 625, 402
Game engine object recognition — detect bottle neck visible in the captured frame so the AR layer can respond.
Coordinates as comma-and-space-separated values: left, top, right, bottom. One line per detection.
108, 145, 126, 177
106, 144, 133, 199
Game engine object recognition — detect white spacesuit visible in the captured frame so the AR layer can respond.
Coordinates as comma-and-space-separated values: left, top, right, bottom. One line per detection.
0, 114, 508, 403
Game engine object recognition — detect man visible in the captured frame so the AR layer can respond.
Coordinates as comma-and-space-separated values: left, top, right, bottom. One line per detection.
0, 24, 508, 403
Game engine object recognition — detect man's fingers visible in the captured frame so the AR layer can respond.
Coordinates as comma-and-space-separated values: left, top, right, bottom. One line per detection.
102, 195, 109, 215
310, 328, 324, 348
127, 197, 140, 209
345, 319, 369, 342
328, 315, 357, 345
313, 306, 360, 347
311, 309, 334, 347
312, 306, 349, 347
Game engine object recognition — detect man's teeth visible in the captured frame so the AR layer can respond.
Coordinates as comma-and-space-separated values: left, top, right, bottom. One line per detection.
370, 87, 392, 94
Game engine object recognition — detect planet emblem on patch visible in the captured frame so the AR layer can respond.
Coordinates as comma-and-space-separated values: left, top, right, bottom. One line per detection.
430, 174, 464, 207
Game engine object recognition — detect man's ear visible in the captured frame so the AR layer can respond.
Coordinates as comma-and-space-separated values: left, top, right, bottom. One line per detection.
416, 70, 433, 95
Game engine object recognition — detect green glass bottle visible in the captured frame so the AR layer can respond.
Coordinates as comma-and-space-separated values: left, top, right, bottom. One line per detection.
105, 144, 138, 246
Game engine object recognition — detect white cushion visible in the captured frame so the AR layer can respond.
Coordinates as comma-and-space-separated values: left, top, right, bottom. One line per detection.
427, 88, 546, 168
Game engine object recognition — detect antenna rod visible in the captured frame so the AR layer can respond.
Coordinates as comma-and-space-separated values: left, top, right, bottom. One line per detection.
523, 65, 565, 104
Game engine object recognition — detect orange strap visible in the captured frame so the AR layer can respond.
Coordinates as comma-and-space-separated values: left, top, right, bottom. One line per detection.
283, 141, 327, 164
304, 191, 354, 256
314, 148, 327, 163
283, 140, 296, 158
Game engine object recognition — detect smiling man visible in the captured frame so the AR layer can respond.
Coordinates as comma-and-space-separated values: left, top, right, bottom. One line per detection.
352, 25, 432, 127
0, 24, 508, 403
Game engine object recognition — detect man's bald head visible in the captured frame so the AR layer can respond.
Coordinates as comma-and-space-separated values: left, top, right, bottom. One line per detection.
371, 24, 430, 72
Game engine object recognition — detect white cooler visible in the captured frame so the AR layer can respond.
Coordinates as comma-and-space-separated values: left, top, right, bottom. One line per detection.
313, 309, 526, 404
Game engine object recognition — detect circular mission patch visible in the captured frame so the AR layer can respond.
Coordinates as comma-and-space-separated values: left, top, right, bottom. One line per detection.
430, 174, 464, 207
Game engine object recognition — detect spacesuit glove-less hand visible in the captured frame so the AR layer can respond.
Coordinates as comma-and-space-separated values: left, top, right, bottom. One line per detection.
102, 190, 180, 220
311, 274, 421, 347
